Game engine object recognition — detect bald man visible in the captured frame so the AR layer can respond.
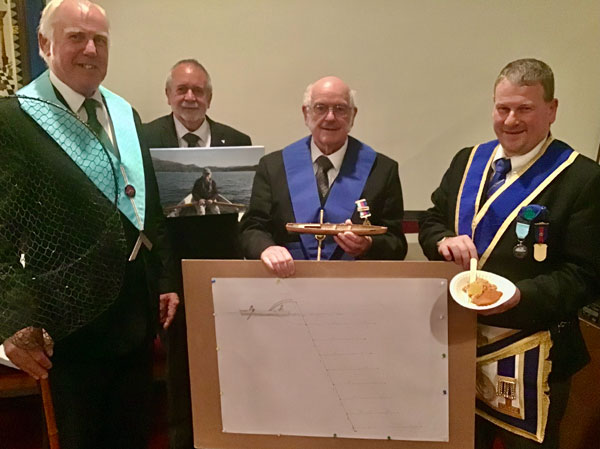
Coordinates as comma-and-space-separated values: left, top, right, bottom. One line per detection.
240, 76, 407, 277
1, 1, 178, 447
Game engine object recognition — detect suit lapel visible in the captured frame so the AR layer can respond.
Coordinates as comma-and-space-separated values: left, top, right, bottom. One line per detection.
165, 114, 179, 147
207, 116, 225, 146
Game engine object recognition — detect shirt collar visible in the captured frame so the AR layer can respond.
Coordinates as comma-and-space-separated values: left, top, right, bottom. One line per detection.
495, 136, 548, 173
173, 115, 211, 147
310, 138, 348, 171
49, 71, 103, 112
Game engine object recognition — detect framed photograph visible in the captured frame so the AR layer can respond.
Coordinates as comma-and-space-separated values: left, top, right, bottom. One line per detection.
0, 0, 31, 95
150, 146, 264, 218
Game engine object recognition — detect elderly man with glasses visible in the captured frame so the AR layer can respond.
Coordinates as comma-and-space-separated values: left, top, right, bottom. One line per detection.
240, 76, 407, 277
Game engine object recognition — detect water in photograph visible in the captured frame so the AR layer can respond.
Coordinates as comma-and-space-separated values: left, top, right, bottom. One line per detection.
156, 171, 255, 207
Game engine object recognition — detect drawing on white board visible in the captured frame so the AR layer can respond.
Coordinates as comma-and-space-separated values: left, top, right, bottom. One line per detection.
212, 277, 449, 441
239, 297, 389, 434
239, 299, 294, 318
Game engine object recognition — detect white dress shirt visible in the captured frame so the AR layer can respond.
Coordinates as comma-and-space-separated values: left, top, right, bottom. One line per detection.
173, 116, 211, 147
49, 71, 115, 146
494, 137, 548, 182
310, 139, 348, 187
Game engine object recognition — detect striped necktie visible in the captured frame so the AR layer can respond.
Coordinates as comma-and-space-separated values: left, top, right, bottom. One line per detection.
315, 155, 334, 204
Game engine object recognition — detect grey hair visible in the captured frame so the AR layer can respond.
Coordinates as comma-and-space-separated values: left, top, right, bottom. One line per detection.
494, 58, 555, 102
302, 81, 357, 109
165, 59, 213, 94
38, 0, 109, 64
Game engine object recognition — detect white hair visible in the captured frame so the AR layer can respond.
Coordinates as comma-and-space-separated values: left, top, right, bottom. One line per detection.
302, 81, 357, 109
165, 59, 213, 94
38, 0, 109, 64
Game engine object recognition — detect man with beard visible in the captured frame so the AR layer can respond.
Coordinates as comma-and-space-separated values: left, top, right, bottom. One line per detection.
144, 59, 251, 148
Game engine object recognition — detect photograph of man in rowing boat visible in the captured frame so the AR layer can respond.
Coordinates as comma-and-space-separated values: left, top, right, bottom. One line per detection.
150, 145, 265, 218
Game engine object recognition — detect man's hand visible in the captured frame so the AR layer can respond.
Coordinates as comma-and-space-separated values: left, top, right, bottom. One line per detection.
159, 292, 180, 329
333, 219, 372, 257
4, 328, 53, 380
260, 245, 295, 278
437, 235, 479, 269
478, 288, 521, 316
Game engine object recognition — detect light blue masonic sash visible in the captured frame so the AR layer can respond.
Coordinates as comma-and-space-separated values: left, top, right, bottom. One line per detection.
17, 70, 146, 231
282, 136, 376, 260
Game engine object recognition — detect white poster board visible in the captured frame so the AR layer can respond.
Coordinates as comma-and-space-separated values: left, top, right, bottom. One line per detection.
212, 277, 449, 441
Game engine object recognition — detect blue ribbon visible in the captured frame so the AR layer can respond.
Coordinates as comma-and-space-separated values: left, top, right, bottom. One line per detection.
282, 136, 376, 260
458, 139, 573, 256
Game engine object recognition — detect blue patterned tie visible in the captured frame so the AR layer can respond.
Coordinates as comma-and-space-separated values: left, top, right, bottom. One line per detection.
487, 158, 511, 198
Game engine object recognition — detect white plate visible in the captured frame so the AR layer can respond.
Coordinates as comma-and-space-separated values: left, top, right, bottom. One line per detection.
449, 270, 516, 311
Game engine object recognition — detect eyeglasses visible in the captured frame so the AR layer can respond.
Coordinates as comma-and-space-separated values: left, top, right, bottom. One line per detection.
309, 103, 352, 118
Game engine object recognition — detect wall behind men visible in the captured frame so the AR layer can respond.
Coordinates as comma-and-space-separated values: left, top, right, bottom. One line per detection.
97, 0, 600, 210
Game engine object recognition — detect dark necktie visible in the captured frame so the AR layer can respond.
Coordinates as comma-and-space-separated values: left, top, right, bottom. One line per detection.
182, 133, 201, 147
487, 158, 512, 198
315, 155, 334, 203
82, 98, 117, 157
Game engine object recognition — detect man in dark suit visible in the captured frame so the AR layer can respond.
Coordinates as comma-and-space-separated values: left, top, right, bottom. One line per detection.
144, 58, 252, 449
240, 76, 407, 277
418, 58, 600, 448
1, 1, 179, 448
143, 59, 251, 148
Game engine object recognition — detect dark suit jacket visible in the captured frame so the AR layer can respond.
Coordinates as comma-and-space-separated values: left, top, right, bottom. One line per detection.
0, 97, 177, 360
143, 113, 252, 148
418, 143, 600, 379
143, 111, 251, 449
240, 136, 408, 260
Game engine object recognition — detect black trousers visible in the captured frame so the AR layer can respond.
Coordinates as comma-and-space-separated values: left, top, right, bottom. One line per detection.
165, 302, 194, 449
48, 342, 153, 449
475, 376, 571, 449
